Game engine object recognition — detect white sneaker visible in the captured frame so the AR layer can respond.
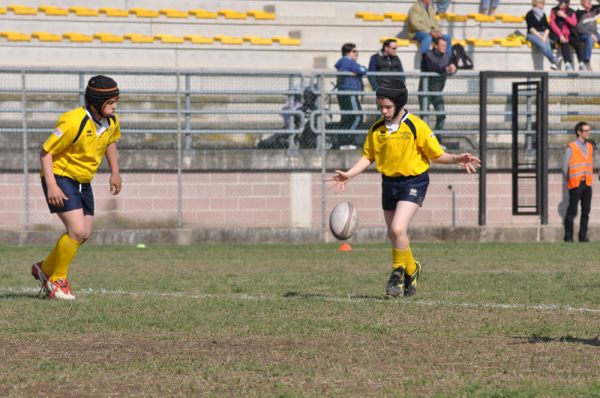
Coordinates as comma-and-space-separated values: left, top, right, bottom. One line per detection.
45, 279, 76, 300
564, 62, 573, 71
550, 63, 559, 71
579, 62, 587, 71
31, 262, 49, 298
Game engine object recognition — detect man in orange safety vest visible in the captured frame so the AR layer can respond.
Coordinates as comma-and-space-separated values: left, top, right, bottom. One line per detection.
563, 121, 599, 242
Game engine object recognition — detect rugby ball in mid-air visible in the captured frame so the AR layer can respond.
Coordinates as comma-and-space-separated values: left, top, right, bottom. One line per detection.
329, 202, 358, 240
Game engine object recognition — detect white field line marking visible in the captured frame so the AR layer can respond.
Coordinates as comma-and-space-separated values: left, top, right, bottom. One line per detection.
3, 287, 600, 314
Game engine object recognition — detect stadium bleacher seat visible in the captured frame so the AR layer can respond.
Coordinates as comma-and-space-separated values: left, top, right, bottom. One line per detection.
154, 34, 184, 44
467, 37, 495, 46
0, 31, 31, 41
468, 13, 496, 23
243, 35, 273, 45
124, 33, 154, 43
129, 8, 159, 18
189, 9, 218, 19
99, 8, 129, 17
214, 35, 244, 45
159, 9, 189, 19
184, 35, 214, 44
63, 32, 92, 42
452, 39, 468, 47
355, 11, 385, 22
32, 31, 62, 42
94, 33, 124, 43
38, 5, 68, 16
384, 12, 407, 22
0, 7, 5, 14
218, 9, 247, 19
7, 5, 37, 15
69, 7, 99, 17
496, 14, 524, 23
272, 36, 301, 46
247, 10, 276, 20
380, 37, 413, 47
441, 13, 468, 22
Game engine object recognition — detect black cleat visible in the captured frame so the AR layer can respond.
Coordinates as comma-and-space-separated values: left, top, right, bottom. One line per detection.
403, 261, 422, 297
385, 268, 404, 297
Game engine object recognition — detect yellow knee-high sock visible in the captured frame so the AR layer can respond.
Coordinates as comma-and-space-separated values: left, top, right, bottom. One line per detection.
50, 234, 82, 282
392, 248, 408, 271
405, 246, 417, 276
41, 237, 61, 277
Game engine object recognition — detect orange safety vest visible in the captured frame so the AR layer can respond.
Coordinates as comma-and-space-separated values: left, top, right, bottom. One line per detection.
567, 140, 593, 189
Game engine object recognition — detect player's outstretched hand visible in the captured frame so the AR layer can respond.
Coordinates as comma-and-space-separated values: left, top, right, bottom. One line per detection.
326, 170, 351, 192
455, 153, 481, 174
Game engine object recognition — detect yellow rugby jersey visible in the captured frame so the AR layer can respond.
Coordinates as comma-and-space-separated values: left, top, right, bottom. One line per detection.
362, 111, 444, 177
41, 107, 121, 183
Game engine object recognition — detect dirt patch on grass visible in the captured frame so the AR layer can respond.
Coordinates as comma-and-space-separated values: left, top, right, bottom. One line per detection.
2, 333, 599, 397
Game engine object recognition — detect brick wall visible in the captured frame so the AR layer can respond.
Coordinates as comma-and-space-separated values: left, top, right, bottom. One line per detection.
0, 171, 595, 231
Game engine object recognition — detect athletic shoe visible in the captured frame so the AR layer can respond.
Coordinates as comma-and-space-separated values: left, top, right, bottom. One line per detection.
564, 62, 573, 71
550, 63, 559, 71
45, 279, 76, 300
385, 268, 404, 297
31, 261, 49, 298
579, 62, 587, 71
403, 261, 422, 297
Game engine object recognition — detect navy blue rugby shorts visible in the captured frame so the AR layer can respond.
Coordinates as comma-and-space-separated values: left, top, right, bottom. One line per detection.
42, 175, 94, 215
381, 172, 429, 210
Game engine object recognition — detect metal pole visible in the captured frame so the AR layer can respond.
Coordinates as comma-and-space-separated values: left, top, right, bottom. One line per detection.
184, 74, 192, 151
448, 185, 456, 227
287, 74, 298, 154
176, 73, 183, 228
478, 72, 487, 226
79, 73, 85, 106
318, 74, 328, 242
21, 71, 29, 229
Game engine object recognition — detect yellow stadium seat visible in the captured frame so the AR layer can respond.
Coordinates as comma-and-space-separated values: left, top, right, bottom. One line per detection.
355, 11, 385, 21
496, 14, 524, 23
247, 10, 276, 20
124, 33, 154, 43
69, 7, 99, 17
32, 31, 62, 42
0, 7, 5, 14
452, 39, 468, 46
63, 32, 93, 42
468, 13, 496, 22
380, 37, 411, 46
444, 13, 469, 22
154, 34, 184, 44
99, 8, 129, 17
272, 36, 301, 46
466, 38, 495, 46
159, 9, 188, 18
184, 35, 214, 44
7, 5, 37, 15
129, 8, 159, 18
218, 9, 247, 19
383, 12, 407, 22
0, 31, 31, 41
243, 35, 273, 45
499, 39, 522, 47
595, 42, 600, 49
189, 9, 218, 19
214, 35, 244, 45
38, 5, 68, 16
94, 33, 124, 43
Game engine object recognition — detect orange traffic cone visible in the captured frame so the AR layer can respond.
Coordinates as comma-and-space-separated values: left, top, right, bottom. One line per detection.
338, 243, 352, 252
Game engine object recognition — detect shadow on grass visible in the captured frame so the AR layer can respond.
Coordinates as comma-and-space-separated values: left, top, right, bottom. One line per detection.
523, 335, 600, 347
283, 291, 389, 301
0, 291, 39, 300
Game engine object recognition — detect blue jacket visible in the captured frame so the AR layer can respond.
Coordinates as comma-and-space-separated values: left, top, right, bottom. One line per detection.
334, 56, 367, 91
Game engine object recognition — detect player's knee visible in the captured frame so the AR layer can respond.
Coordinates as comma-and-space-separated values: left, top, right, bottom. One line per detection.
67, 229, 87, 243
388, 226, 408, 241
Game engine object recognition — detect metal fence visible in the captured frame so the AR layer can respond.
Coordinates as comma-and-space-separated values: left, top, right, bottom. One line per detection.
2, 68, 600, 234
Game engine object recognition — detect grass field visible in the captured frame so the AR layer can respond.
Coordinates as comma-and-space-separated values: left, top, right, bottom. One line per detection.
1, 242, 600, 397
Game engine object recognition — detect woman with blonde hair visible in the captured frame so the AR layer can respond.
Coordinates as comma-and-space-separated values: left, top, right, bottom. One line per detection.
526, 0, 561, 70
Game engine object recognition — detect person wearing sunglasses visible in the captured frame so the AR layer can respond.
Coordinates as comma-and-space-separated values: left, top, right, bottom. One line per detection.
368, 39, 406, 91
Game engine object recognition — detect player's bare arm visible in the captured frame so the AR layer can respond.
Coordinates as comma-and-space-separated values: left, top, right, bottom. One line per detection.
105, 142, 121, 195
40, 150, 68, 207
431, 152, 481, 174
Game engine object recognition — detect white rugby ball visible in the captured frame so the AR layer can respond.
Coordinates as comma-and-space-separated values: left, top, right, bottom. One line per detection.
329, 202, 358, 240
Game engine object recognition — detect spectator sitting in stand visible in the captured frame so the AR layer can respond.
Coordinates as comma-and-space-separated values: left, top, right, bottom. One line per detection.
575, 0, 600, 70
405, 0, 453, 54
368, 39, 406, 91
526, 0, 561, 70
550, 0, 586, 70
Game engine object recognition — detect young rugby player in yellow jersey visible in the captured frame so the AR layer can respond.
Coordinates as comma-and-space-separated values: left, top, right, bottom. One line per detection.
31, 75, 122, 300
327, 79, 480, 297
